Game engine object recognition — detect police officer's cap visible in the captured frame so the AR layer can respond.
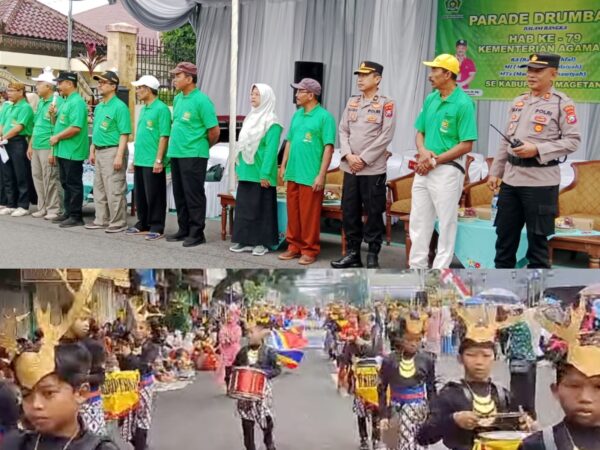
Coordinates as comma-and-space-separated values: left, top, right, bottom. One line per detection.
456, 39, 467, 46
520, 53, 560, 69
54, 71, 78, 83
354, 61, 384, 76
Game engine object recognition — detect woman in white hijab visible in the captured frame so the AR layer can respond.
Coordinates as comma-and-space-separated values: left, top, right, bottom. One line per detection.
230, 84, 282, 256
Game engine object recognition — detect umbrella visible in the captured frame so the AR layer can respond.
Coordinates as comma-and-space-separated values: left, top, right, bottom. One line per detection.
477, 288, 521, 304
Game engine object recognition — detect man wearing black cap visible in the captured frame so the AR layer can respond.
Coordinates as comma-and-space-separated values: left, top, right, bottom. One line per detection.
86, 71, 131, 233
331, 61, 396, 269
455, 40, 476, 90
488, 53, 581, 268
49, 71, 89, 227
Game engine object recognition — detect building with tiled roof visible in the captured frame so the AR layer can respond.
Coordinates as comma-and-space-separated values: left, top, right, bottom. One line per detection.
74, 0, 158, 41
0, 0, 107, 84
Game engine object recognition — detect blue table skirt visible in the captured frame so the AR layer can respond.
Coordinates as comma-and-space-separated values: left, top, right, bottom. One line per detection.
434, 218, 600, 269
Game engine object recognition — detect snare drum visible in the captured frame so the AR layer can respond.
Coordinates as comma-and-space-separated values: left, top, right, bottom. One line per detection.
473, 431, 531, 450
353, 358, 379, 407
228, 367, 267, 401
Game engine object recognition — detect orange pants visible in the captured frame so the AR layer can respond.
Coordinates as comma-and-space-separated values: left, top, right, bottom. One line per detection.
286, 181, 323, 258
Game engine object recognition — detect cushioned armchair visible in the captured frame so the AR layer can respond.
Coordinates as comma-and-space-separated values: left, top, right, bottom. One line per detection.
558, 160, 600, 231
462, 157, 495, 208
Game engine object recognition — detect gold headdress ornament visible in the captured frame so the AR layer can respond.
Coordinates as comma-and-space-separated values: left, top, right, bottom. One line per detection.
14, 291, 89, 390
0, 310, 30, 359
128, 297, 164, 325
402, 308, 428, 336
456, 303, 522, 344
536, 302, 600, 377
56, 269, 103, 322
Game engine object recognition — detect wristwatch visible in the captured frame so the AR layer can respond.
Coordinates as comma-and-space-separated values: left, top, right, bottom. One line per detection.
155, 159, 162, 164
431, 156, 438, 168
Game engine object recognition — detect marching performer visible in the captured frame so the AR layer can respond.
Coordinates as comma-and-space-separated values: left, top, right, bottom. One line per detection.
379, 310, 436, 450
232, 323, 281, 450
118, 300, 161, 450
218, 306, 243, 389
344, 311, 382, 449
416, 304, 535, 450
519, 301, 600, 449
1, 300, 119, 449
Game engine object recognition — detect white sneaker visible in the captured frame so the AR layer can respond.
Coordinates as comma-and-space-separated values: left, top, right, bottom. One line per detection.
252, 245, 269, 256
229, 243, 253, 253
0, 207, 15, 215
11, 207, 30, 217
44, 213, 59, 220
32, 210, 47, 218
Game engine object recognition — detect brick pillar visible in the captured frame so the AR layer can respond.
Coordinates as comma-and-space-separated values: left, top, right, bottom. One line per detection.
106, 23, 138, 132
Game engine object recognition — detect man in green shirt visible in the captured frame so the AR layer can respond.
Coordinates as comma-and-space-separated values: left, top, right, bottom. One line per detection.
278, 78, 336, 265
127, 75, 171, 240
49, 71, 89, 228
0, 82, 34, 217
166, 62, 220, 247
86, 71, 131, 233
27, 67, 63, 220
0, 89, 9, 207
409, 54, 478, 269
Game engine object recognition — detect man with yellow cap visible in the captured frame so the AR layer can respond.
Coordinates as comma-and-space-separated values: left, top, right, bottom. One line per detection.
409, 54, 478, 269
488, 53, 580, 269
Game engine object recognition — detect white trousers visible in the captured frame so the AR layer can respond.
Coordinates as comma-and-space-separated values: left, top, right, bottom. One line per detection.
409, 164, 464, 269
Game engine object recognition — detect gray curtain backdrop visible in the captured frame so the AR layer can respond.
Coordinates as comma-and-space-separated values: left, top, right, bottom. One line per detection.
121, 0, 599, 160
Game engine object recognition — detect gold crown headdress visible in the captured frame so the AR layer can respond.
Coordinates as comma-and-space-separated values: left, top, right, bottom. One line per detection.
456, 303, 521, 344
13, 292, 89, 390
536, 302, 600, 377
402, 308, 428, 336
0, 310, 30, 360
128, 297, 164, 326
57, 269, 102, 322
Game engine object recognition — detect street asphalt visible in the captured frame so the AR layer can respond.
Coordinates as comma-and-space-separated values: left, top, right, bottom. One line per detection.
148, 348, 562, 450
0, 207, 588, 269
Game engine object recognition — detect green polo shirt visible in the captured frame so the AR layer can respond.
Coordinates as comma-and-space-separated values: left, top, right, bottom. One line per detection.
415, 87, 477, 155
236, 123, 282, 186
54, 91, 89, 161
167, 88, 219, 159
1, 98, 33, 137
32, 95, 63, 150
134, 98, 172, 167
284, 104, 336, 186
92, 95, 131, 147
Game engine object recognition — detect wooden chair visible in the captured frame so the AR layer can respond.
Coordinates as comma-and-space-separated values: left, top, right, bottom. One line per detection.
558, 160, 600, 231
385, 172, 415, 245
462, 157, 495, 208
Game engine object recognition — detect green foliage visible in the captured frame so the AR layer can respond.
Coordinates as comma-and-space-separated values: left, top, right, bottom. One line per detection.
211, 270, 305, 304
162, 24, 197, 65
164, 291, 191, 332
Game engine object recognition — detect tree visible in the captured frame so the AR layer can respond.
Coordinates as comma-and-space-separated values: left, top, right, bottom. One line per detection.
211, 270, 305, 305
162, 24, 197, 65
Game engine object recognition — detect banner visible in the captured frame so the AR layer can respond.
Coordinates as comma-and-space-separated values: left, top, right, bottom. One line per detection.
101, 370, 140, 420
436, 0, 600, 102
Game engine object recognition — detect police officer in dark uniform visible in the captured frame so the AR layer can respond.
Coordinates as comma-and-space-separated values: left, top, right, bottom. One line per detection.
331, 61, 396, 269
488, 53, 581, 268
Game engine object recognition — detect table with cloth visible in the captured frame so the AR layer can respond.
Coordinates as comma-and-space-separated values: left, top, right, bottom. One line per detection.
434, 218, 600, 268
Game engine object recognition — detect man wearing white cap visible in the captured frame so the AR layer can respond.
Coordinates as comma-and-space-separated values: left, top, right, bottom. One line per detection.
27, 67, 63, 220
409, 54, 478, 269
126, 75, 171, 240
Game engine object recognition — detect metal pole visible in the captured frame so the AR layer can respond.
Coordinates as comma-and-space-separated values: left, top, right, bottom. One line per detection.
228, 0, 239, 192
67, 0, 73, 70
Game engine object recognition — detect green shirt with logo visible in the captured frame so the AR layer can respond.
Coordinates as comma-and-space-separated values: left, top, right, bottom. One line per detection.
284, 104, 336, 187
236, 123, 282, 186
414, 87, 477, 155
167, 88, 219, 159
92, 95, 131, 147
1, 98, 34, 137
54, 91, 89, 161
134, 98, 172, 167
32, 95, 63, 150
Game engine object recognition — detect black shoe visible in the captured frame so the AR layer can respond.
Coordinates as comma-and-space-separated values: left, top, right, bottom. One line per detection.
366, 253, 380, 269
51, 214, 68, 224
59, 217, 84, 228
330, 250, 363, 268
166, 231, 187, 242
182, 236, 206, 247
